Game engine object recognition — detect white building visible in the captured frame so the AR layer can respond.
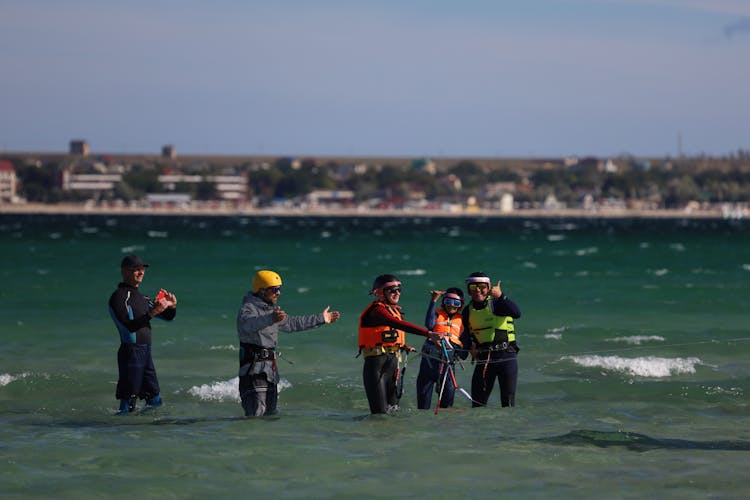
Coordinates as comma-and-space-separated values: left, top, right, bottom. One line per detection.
0, 160, 18, 202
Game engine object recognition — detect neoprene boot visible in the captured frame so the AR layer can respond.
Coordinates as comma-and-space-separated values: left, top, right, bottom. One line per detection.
147, 394, 162, 408
116, 399, 130, 416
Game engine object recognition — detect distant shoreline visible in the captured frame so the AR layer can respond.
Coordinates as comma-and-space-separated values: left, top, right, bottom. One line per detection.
0, 202, 734, 219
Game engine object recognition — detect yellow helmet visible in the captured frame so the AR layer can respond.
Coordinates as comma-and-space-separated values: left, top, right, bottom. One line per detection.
252, 270, 282, 293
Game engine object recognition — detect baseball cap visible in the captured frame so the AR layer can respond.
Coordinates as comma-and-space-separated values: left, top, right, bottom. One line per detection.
121, 254, 150, 269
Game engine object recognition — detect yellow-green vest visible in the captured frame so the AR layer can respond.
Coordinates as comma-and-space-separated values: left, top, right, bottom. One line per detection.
468, 300, 515, 344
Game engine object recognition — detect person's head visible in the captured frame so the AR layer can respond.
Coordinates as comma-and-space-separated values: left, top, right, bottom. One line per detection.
252, 270, 283, 306
441, 287, 464, 313
370, 274, 402, 305
466, 271, 491, 303
120, 254, 149, 288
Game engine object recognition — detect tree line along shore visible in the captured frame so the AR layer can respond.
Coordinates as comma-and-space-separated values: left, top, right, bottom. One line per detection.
1, 151, 749, 218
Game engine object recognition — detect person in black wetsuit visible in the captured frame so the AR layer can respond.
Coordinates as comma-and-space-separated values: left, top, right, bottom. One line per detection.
108, 255, 177, 415
459, 271, 521, 407
358, 274, 441, 414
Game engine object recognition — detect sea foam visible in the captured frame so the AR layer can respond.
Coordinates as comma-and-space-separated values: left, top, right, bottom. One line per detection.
0, 372, 30, 386
562, 355, 701, 378
606, 335, 665, 345
188, 377, 292, 402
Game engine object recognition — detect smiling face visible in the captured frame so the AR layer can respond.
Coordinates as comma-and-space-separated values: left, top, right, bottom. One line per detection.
377, 284, 401, 305
121, 266, 145, 288
467, 282, 489, 304
442, 297, 462, 314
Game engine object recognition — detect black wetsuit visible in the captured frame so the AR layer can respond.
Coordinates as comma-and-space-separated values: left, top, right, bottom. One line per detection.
359, 302, 429, 414
108, 283, 176, 402
460, 294, 521, 407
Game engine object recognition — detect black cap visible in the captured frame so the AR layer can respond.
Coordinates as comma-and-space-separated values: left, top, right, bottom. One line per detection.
121, 255, 149, 269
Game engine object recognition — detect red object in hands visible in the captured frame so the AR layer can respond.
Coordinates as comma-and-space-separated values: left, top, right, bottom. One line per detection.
155, 289, 167, 301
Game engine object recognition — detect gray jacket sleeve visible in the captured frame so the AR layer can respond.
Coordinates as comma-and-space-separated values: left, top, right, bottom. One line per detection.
279, 313, 326, 333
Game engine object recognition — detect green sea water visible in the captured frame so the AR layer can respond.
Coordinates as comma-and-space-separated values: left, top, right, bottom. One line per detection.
1, 214, 749, 499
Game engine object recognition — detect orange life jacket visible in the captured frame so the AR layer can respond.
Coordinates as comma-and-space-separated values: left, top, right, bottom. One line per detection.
433, 309, 463, 347
358, 301, 405, 349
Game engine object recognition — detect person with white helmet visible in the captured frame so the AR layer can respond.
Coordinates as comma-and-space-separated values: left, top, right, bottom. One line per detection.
459, 271, 522, 407
237, 270, 340, 417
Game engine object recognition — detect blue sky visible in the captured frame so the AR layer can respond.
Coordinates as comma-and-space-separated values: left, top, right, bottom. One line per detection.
1, 1, 749, 158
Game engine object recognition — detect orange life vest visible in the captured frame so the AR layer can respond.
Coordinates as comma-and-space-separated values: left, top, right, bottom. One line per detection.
433, 309, 463, 347
358, 301, 405, 349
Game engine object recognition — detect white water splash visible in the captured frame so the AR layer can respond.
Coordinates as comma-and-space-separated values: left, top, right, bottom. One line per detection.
396, 269, 426, 276
562, 355, 702, 378
575, 247, 598, 256
209, 345, 238, 351
188, 377, 292, 402
607, 335, 665, 345
0, 372, 30, 386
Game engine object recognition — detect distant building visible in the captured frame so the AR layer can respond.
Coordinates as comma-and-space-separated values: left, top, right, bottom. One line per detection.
146, 193, 191, 209
162, 145, 176, 159
304, 189, 355, 208
157, 173, 248, 201
62, 169, 121, 193
69, 140, 89, 156
499, 193, 514, 213
0, 160, 18, 202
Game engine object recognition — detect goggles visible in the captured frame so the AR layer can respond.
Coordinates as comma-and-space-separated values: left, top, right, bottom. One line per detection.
468, 283, 489, 292
442, 297, 462, 308
267, 286, 282, 294
384, 285, 402, 294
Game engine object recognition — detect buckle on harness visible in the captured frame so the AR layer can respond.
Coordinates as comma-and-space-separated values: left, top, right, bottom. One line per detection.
491, 342, 510, 351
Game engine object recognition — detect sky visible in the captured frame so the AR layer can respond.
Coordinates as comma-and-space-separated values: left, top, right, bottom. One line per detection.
1, 0, 749, 159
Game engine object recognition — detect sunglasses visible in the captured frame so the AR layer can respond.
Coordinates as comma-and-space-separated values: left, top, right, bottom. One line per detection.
442, 298, 462, 308
267, 286, 282, 294
468, 283, 489, 292
384, 286, 402, 294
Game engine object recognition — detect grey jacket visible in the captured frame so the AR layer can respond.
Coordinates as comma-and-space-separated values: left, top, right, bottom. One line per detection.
236, 291, 326, 378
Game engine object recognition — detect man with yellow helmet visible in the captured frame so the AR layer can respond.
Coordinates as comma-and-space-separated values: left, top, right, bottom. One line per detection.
237, 269, 340, 416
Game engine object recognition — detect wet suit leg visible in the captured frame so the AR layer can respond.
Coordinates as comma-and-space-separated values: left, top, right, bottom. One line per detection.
416, 353, 436, 409
239, 373, 278, 417
116, 344, 159, 402
470, 359, 494, 407
363, 353, 398, 414
139, 345, 161, 402
496, 351, 518, 407
438, 371, 456, 408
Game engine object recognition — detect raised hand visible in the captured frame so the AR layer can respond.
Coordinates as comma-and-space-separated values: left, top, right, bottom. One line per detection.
490, 280, 503, 298
272, 306, 287, 323
322, 306, 341, 324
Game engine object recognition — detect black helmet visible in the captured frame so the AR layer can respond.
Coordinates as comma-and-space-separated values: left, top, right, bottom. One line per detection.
371, 274, 401, 294
443, 287, 464, 300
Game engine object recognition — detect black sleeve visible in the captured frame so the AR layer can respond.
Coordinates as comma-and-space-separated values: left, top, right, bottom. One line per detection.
491, 294, 521, 318
156, 307, 177, 321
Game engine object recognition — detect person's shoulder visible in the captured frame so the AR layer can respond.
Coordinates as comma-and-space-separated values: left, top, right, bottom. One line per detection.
242, 293, 268, 308
110, 282, 128, 295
